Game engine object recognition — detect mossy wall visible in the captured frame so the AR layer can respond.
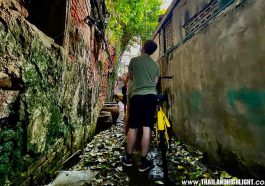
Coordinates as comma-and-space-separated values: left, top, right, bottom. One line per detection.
0, 0, 113, 185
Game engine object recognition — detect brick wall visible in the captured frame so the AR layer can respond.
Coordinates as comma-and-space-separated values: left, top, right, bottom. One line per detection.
70, 0, 88, 27
0, 0, 114, 184
69, 0, 112, 104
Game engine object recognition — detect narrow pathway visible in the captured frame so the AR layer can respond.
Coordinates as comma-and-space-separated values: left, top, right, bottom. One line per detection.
67, 123, 234, 185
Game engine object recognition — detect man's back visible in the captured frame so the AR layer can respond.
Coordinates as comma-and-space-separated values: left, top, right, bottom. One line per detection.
122, 40, 158, 172
129, 54, 159, 96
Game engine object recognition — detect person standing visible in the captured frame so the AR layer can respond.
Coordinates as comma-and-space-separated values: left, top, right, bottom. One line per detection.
114, 94, 125, 124
124, 78, 132, 135
114, 76, 124, 96
121, 40, 159, 172
121, 73, 129, 113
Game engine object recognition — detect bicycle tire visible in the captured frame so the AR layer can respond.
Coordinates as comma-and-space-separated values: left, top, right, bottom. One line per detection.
159, 131, 170, 185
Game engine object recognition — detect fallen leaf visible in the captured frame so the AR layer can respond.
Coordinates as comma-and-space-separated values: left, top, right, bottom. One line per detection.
178, 165, 185, 170
221, 171, 231, 178
116, 166, 123, 172
155, 180, 164, 185
203, 172, 211, 178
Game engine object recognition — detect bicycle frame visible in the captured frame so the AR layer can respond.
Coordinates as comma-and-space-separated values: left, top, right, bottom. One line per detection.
155, 75, 173, 185
156, 106, 171, 148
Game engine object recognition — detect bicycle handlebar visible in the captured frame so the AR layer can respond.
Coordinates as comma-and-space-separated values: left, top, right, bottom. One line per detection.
160, 76, 173, 79
156, 94, 167, 103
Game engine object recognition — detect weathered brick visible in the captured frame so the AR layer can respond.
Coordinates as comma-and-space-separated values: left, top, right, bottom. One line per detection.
1, 0, 114, 184
0, 72, 12, 88
0, 90, 19, 119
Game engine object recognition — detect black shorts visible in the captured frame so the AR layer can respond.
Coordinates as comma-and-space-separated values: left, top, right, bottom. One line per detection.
128, 94, 157, 129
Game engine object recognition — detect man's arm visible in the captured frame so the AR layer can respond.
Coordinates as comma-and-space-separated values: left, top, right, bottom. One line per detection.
156, 67, 161, 94
128, 59, 133, 81
156, 76, 162, 94
155, 76, 159, 84
129, 70, 133, 81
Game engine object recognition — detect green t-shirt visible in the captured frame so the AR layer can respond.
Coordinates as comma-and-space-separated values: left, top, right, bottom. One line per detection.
128, 54, 160, 96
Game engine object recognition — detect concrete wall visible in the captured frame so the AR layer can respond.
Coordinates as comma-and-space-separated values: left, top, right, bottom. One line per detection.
159, 0, 265, 178
172, 0, 214, 42
0, 0, 113, 184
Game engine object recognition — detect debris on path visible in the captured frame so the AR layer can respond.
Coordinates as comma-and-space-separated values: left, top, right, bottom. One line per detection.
66, 123, 234, 185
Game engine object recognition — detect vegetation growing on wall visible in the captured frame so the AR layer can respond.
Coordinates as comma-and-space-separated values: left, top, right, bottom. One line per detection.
0, 127, 23, 185
0, 0, 115, 184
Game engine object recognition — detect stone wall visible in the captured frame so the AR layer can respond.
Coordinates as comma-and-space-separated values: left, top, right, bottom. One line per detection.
0, 0, 113, 185
159, 0, 265, 178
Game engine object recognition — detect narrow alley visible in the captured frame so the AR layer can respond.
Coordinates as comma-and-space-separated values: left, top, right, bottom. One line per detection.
48, 122, 234, 186
0, 0, 265, 185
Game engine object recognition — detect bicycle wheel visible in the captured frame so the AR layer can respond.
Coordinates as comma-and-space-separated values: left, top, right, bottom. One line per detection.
159, 130, 170, 185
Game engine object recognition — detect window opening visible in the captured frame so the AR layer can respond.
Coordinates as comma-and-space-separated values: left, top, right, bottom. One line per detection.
164, 19, 174, 53
24, 0, 67, 45
183, 0, 219, 35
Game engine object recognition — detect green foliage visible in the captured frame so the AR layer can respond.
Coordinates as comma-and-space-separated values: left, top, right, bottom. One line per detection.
106, 0, 162, 54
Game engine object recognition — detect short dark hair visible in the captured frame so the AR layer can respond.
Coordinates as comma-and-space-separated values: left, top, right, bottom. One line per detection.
143, 40, 157, 55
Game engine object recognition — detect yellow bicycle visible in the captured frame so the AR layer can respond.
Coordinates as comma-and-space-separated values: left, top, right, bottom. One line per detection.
154, 103, 172, 185
155, 75, 173, 185
155, 106, 171, 148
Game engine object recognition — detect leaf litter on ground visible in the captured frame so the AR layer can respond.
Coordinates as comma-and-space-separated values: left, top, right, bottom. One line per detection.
69, 123, 235, 185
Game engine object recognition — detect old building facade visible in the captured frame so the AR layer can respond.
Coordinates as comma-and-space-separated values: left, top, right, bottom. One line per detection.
0, 0, 114, 184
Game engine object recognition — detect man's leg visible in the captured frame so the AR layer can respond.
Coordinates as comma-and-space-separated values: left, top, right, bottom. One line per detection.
141, 127, 151, 157
138, 94, 156, 172
121, 127, 137, 167
126, 128, 138, 154
138, 126, 154, 172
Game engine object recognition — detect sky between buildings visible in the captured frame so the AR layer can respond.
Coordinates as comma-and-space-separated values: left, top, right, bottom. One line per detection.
161, 0, 173, 10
